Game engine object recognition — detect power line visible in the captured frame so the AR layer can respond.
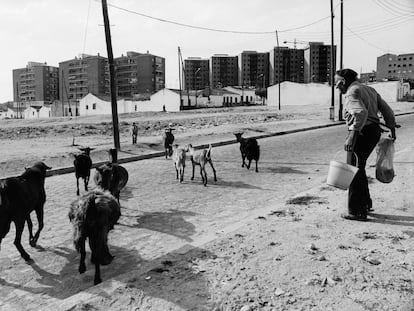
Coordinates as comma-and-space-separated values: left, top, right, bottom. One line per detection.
103, 1, 330, 34
344, 24, 410, 54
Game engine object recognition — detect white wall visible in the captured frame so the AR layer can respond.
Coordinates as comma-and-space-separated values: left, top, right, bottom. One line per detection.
39, 106, 51, 118
268, 82, 339, 107
368, 81, 400, 102
150, 89, 181, 112
24, 107, 38, 119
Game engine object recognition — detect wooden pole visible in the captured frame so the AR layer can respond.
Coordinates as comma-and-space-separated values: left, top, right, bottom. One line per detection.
178, 47, 183, 109
330, 0, 335, 120
101, 0, 120, 150
275, 30, 281, 110
339, 0, 344, 121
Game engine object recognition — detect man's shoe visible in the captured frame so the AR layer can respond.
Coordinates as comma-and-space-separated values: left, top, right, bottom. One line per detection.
341, 213, 368, 222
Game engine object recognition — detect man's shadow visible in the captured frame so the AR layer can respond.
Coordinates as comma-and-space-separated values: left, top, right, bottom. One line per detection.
369, 212, 414, 227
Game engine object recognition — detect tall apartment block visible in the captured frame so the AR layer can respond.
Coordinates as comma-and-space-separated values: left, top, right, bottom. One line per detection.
13, 62, 59, 104
184, 57, 210, 90
114, 51, 165, 98
59, 54, 109, 104
269, 47, 304, 85
303, 42, 336, 84
377, 53, 414, 81
238, 51, 269, 88
210, 54, 238, 88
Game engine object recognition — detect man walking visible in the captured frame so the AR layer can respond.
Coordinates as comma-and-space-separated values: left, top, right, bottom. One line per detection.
131, 122, 138, 144
335, 68, 396, 221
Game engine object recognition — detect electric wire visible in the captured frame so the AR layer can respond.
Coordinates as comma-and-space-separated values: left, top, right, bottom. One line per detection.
104, 1, 330, 34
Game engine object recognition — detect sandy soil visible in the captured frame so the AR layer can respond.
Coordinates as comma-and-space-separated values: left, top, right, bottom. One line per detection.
1, 103, 414, 311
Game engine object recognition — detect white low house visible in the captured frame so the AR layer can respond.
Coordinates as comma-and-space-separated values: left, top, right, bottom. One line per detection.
0, 107, 17, 119
223, 86, 259, 105
79, 94, 137, 116
23, 105, 52, 119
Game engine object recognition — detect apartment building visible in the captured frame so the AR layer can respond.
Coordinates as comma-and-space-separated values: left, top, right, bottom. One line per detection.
13, 62, 59, 104
377, 53, 414, 81
184, 57, 210, 91
269, 47, 304, 85
210, 54, 238, 88
59, 54, 109, 105
114, 51, 165, 98
360, 71, 376, 83
303, 42, 336, 84
238, 51, 269, 88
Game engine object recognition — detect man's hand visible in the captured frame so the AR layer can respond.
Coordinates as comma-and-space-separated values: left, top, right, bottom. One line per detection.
344, 130, 359, 152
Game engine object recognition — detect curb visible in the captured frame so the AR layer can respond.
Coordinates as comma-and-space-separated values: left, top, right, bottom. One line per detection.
45, 121, 345, 178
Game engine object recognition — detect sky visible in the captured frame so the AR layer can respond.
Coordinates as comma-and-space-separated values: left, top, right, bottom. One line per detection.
1, 0, 413, 103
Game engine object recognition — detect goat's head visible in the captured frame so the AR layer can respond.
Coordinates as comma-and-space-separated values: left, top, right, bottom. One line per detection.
79, 147, 94, 155
184, 144, 193, 153
24, 162, 52, 179
95, 165, 113, 191
234, 132, 244, 141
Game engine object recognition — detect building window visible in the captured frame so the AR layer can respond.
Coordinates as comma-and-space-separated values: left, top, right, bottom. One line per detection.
93, 103, 96, 110
86, 105, 89, 110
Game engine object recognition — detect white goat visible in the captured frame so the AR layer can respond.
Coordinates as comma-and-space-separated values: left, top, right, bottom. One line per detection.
171, 144, 186, 183
186, 144, 217, 186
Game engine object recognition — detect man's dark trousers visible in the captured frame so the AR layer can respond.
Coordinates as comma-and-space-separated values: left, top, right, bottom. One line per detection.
347, 123, 381, 217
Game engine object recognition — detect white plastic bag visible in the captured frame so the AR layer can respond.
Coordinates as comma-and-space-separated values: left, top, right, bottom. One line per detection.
375, 137, 395, 183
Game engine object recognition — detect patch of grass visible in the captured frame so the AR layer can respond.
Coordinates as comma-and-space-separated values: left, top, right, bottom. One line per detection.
286, 195, 327, 205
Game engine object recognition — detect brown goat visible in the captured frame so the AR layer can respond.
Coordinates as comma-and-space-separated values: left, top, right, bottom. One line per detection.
186, 144, 217, 186
94, 163, 128, 203
69, 189, 121, 285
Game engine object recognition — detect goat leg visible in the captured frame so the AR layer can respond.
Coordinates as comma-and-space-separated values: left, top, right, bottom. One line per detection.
94, 263, 102, 285
209, 161, 217, 182
14, 220, 32, 262
191, 163, 195, 180
246, 159, 252, 170
78, 237, 87, 274
255, 160, 259, 173
30, 207, 44, 246
84, 176, 89, 191
76, 177, 80, 196
26, 215, 35, 247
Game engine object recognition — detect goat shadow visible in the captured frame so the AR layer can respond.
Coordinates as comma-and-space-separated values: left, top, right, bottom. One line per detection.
0, 245, 218, 310
262, 166, 308, 174
119, 209, 197, 242
368, 212, 414, 227
0, 244, 141, 300
208, 179, 265, 190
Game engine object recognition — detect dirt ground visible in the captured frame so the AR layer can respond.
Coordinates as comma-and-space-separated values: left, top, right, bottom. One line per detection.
1, 104, 414, 311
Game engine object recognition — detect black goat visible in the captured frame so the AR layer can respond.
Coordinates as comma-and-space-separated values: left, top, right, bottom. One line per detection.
234, 132, 260, 173
0, 162, 51, 261
94, 163, 128, 203
162, 128, 175, 159
69, 189, 121, 285
74, 147, 94, 196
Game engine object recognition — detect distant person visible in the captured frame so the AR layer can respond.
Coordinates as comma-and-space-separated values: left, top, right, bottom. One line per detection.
163, 104, 166, 112
131, 122, 138, 144
335, 68, 396, 221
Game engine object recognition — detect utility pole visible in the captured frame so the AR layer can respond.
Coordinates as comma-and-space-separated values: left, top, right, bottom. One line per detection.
101, 0, 120, 150
329, 0, 335, 120
338, 0, 344, 121
276, 30, 281, 110
194, 67, 201, 107
178, 47, 183, 109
